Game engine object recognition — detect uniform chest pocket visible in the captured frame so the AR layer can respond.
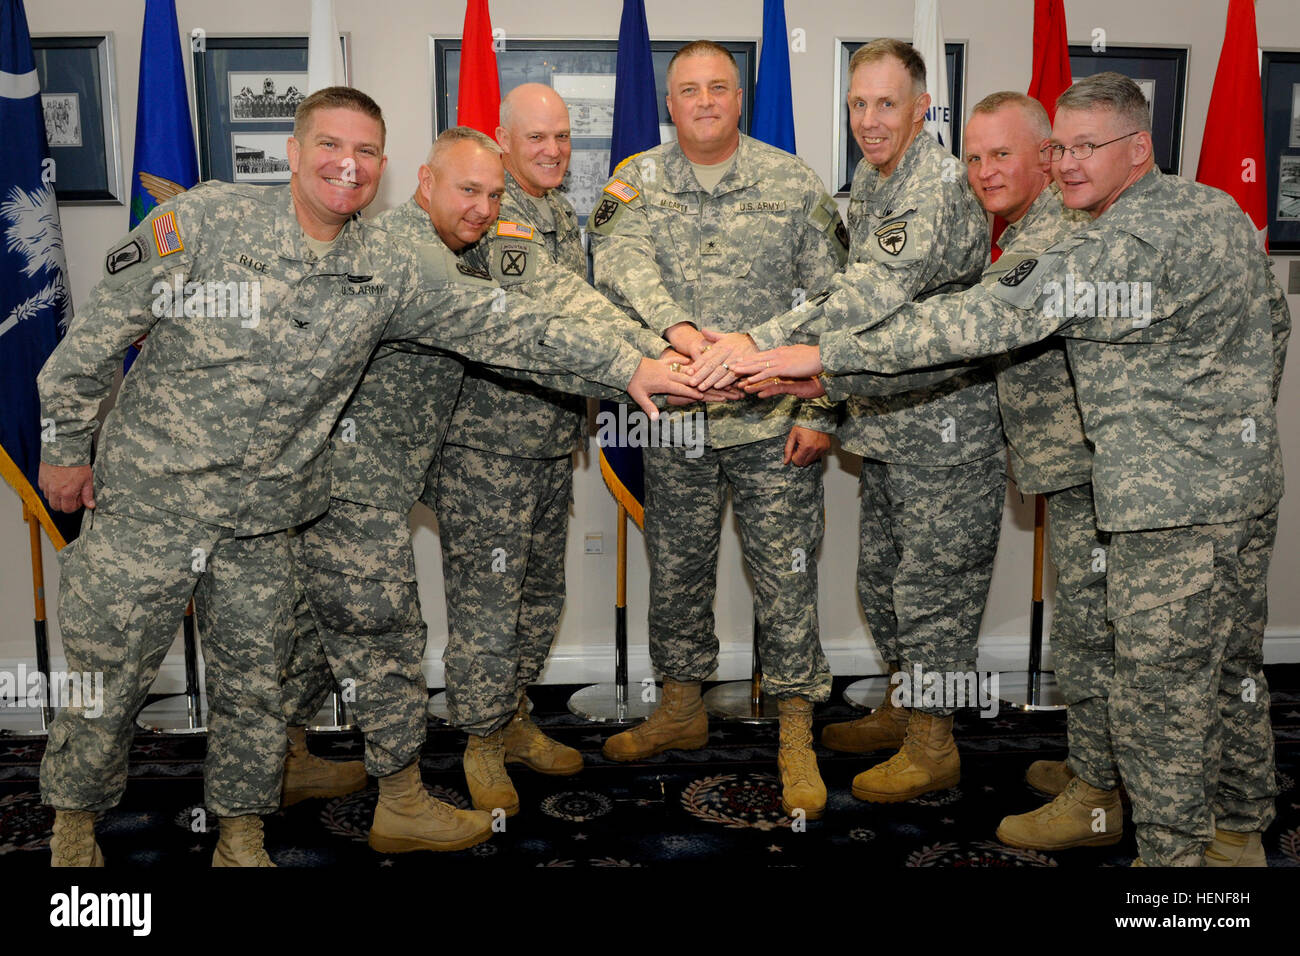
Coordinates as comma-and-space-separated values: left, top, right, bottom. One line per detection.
301, 284, 389, 380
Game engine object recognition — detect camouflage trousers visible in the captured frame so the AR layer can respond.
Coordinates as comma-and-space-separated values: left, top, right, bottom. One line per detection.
1107, 510, 1279, 866
435, 446, 571, 735
41, 502, 297, 816
643, 431, 831, 702
857, 452, 1005, 715
284, 499, 430, 776
1046, 482, 1118, 789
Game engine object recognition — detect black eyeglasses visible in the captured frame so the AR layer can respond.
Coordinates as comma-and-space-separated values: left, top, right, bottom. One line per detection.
1041, 131, 1140, 161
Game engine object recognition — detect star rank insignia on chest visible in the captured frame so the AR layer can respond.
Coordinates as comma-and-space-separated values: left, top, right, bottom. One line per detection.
874, 220, 908, 256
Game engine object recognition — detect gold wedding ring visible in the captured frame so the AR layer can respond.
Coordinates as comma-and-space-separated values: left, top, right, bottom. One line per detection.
670, 362, 681, 373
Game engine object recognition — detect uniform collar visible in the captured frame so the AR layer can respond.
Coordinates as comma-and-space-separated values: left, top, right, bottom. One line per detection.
1001, 182, 1060, 247
855, 130, 936, 209
662, 133, 760, 195
278, 183, 370, 274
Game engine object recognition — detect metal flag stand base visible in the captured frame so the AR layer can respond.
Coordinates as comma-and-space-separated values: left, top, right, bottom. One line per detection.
568, 504, 655, 725
703, 617, 779, 724
136, 602, 207, 734
997, 494, 1066, 713
308, 690, 357, 732
841, 675, 895, 711
1, 507, 55, 736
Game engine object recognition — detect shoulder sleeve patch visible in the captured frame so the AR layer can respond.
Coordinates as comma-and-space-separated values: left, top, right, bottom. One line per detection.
496, 220, 535, 240
588, 196, 624, 234
150, 210, 184, 258
105, 236, 149, 276
604, 178, 639, 203
987, 250, 1062, 310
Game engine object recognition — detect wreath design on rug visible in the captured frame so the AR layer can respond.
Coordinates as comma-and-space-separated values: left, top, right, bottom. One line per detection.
539, 791, 613, 823
906, 839, 1057, 867
680, 772, 787, 831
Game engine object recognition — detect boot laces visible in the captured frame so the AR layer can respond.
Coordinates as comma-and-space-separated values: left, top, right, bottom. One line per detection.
52, 814, 96, 864
475, 734, 512, 788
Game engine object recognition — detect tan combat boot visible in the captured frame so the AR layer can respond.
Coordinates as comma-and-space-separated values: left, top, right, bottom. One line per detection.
777, 697, 826, 819
503, 694, 583, 775
50, 809, 104, 867
602, 679, 709, 761
1204, 828, 1267, 867
1025, 759, 1075, 796
369, 762, 493, 853
820, 680, 910, 754
463, 729, 520, 816
282, 724, 368, 806
851, 710, 960, 803
996, 777, 1124, 850
212, 815, 275, 867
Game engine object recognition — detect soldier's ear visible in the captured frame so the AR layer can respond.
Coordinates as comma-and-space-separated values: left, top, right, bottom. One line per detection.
1131, 131, 1154, 167
417, 164, 435, 203
287, 135, 301, 174
913, 92, 931, 125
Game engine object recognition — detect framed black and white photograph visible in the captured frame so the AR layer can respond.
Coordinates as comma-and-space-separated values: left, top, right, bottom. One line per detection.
228, 72, 308, 122
31, 33, 124, 204
1263, 51, 1300, 251
193, 35, 349, 184
430, 37, 757, 222
833, 39, 966, 196
1067, 44, 1187, 175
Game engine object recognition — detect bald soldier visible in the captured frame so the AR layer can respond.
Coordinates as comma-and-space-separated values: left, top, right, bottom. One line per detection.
279, 124, 696, 852
431, 85, 635, 814
38, 87, 702, 867
733, 72, 1290, 866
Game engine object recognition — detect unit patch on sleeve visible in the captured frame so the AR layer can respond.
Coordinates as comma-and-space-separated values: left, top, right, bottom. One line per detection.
105, 237, 148, 275
874, 220, 908, 257
592, 198, 620, 229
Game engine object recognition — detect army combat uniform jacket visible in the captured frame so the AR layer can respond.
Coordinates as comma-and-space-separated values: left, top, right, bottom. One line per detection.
587, 133, 848, 446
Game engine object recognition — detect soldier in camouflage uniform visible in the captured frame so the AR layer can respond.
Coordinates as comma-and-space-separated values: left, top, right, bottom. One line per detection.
709, 40, 1004, 804
587, 41, 849, 819
733, 73, 1290, 866
429, 86, 620, 815
37, 90, 702, 867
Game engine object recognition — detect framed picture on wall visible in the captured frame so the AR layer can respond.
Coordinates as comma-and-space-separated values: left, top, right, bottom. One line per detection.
193, 34, 350, 184
833, 39, 966, 196
32, 33, 124, 204
1262, 50, 1300, 252
1067, 44, 1188, 175
429, 38, 757, 222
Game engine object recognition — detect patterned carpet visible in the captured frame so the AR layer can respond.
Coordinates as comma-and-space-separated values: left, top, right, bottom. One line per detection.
2, 671, 1298, 870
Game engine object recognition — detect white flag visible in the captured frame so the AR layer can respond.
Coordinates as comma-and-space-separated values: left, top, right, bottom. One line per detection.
912, 0, 951, 150
307, 0, 346, 92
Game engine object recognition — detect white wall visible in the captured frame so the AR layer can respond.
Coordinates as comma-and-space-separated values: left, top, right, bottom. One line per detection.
7, 0, 1299, 692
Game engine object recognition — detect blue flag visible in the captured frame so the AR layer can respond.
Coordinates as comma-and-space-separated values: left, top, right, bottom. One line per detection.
752, 0, 795, 152
0, 0, 80, 548
599, 0, 660, 529
125, 0, 198, 371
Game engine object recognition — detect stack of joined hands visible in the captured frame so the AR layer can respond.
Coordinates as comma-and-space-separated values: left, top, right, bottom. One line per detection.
662, 329, 828, 401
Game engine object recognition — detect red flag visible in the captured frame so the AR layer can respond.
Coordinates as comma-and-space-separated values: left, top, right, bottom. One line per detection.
456, 0, 500, 137
1028, 0, 1071, 122
1196, 0, 1267, 246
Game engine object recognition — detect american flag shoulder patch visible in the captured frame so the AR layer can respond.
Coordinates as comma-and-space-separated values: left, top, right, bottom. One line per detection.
604, 179, 639, 203
496, 220, 535, 240
152, 211, 183, 257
